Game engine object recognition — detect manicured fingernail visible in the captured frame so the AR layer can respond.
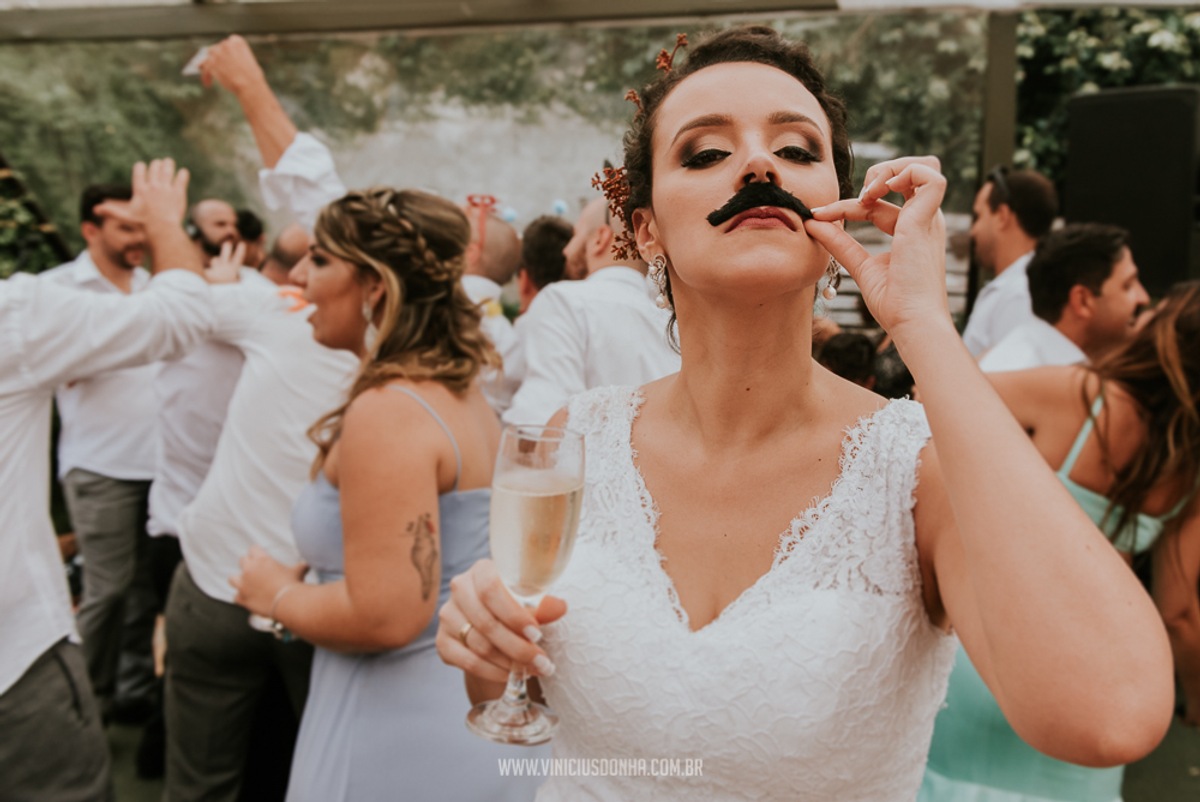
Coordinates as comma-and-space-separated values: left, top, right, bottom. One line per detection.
523, 625, 543, 644
532, 654, 556, 677
809, 205, 825, 215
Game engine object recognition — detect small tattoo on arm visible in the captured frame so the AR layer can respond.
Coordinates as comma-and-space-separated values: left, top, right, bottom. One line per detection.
408, 513, 438, 601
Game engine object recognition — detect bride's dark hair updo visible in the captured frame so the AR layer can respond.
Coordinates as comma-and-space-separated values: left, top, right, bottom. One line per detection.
621, 25, 855, 230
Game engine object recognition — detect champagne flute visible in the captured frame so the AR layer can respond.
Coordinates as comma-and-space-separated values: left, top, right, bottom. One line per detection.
467, 424, 585, 745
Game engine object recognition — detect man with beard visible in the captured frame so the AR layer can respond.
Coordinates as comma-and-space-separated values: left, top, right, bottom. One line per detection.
187, 198, 240, 265
39, 184, 163, 726
503, 195, 680, 427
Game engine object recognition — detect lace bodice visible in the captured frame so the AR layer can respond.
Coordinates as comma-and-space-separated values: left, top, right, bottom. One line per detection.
537, 387, 956, 801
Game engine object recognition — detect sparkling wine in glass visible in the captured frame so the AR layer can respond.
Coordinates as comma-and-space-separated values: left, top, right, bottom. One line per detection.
467, 424, 584, 745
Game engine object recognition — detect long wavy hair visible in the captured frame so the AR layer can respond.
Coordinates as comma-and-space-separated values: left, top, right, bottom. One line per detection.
307, 187, 500, 470
1088, 280, 1200, 538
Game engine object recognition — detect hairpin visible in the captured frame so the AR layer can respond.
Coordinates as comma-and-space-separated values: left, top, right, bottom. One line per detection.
624, 89, 644, 118
655, 33, 688, 72
590, 165, 638, 261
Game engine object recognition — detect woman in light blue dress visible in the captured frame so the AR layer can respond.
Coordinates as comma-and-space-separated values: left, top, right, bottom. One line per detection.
920, 281, 1200, 802
231, 187, 543, 801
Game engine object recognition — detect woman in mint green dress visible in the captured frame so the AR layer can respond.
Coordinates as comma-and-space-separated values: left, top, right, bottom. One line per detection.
920, 281, 1200, 802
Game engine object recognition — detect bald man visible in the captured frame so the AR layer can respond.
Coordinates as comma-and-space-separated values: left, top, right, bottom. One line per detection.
188, 199, 240, 264
503, 196, 680, 426
460, 207, 523, 413
259, 223, 309, 286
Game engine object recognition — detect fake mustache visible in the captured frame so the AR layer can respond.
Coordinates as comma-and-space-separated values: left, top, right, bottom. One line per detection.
706, 182, 814, 228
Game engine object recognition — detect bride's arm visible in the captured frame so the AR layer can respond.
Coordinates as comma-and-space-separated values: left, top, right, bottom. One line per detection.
807, 157, 1173, 766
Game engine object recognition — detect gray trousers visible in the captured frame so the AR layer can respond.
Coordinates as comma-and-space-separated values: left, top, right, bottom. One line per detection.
62, 468, 157, 714
0, 639, 113, 802
164, 563, 312, 802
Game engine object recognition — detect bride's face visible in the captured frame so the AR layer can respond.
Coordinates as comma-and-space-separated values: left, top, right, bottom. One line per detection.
634, 61, 841, 301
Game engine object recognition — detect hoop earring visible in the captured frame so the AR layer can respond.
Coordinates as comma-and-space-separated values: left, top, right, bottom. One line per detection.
822, 256, 842, 302
362, 300, 379, 353
648, 254, 671, 309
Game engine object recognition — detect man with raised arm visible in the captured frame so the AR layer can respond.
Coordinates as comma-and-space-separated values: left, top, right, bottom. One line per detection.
39, 184, 162, 726
0, 159, 213, 801
199, 35, 524, 414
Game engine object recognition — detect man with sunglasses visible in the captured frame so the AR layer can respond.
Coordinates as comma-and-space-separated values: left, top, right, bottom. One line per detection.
963, 166, 1058, 357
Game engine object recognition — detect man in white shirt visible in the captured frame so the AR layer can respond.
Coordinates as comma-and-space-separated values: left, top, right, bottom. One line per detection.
161, 38, 362, 800
162, 269, 358, 801
186, 197, 240, 265
39, 184, 162, 723
0, 159, 212, 801
516, 214, 574, 314
980, 223, 1150, 373
503, 196, 681, 426
962, 167, 1058, 357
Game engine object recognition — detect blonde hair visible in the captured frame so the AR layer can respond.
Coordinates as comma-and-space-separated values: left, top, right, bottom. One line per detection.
308, 187, 500, 470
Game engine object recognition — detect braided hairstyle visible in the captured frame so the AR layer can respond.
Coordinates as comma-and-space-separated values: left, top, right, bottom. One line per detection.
308, 187, 500, 468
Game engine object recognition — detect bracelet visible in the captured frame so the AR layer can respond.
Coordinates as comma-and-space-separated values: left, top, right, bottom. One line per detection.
266, 583, 300, 642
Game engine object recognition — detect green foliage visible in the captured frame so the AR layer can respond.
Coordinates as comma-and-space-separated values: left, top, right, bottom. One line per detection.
1016, 7, 1200, 185
0, 11, 986, 246
785, 13, 986, 210
0, 162, 68, 277
0, 192, 62, 277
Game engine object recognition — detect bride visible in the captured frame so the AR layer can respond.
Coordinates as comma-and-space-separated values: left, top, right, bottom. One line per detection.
436, 25, 1173, 800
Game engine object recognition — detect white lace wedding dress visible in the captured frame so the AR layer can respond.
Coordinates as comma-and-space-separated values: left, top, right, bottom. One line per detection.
536, 387, 956, 801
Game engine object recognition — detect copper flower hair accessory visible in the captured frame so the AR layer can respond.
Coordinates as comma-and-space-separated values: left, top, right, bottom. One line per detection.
592, 33, 690, 262
656, 33, 688, 72
624, 89, 644, 118
590, 165, 638, 261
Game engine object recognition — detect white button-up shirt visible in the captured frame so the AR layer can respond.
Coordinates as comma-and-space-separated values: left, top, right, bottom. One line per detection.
39, 252, 159, 480
978, 318, 1088, 373
146, 269, 277, 538
0, 270, 212, 694
503, 266, 681, 426
175, 282, 358, 604
258, 132, 347, 233
962, 252, 1036, 358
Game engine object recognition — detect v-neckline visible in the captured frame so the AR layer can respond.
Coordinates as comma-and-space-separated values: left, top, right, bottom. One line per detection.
624, 390, 893, 635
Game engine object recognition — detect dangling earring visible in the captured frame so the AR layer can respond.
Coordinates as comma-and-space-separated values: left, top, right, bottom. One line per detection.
822, 256, 842, 302
362, 300, 379, 353
648, 254, 671, 309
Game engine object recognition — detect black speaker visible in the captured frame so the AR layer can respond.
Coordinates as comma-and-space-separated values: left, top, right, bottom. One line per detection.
1065, 86, 1200, 297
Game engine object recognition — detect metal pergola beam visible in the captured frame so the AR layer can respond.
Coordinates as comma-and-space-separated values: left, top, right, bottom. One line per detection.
0, 0, 840, 43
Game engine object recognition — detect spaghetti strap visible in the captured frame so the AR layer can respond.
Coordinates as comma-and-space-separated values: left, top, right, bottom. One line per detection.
1166, 473, 1200, 519
1059, 395, 1105, 476
388, 386, 463, 492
